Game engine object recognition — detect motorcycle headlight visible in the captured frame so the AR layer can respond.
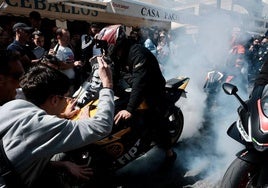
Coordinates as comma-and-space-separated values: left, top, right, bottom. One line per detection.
261, 96, 268, 117
260, 85, 268, 116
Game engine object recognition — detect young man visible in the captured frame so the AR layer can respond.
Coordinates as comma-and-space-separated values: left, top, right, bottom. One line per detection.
31, 30, 46, 59
0, 57, 114, 188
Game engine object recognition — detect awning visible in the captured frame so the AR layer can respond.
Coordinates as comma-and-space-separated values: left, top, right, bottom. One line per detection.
47, 0, 177, 22
1, 0, 171, 28
47, 0, 200, 24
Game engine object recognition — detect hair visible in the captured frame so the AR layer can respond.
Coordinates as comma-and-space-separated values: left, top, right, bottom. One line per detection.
90, 23, 100, 29
29, 11, 41, 21
32, 30, 43, 37
55, 28, 64, 37
0, 50, 20, 75
20, 64, 70, 106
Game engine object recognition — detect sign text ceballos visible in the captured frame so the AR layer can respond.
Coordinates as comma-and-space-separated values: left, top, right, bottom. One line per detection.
5, 0, 98, 16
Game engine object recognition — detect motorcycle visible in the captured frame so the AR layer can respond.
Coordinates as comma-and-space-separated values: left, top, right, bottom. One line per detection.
220, 82, 268, 187
63, 74, 190, 187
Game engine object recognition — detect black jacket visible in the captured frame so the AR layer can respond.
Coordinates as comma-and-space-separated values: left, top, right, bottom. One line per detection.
120, 43, 166, 114
255, 60, 268, 86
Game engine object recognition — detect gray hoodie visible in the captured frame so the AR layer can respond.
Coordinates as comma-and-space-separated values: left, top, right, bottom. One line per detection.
0, 88, 114, 187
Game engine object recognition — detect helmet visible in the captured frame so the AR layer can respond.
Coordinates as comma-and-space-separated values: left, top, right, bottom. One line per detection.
96, 24, 126, 45
95, 24, 127, 56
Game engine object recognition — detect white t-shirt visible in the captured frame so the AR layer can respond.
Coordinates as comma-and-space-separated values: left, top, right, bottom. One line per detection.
54, 45, 75, 79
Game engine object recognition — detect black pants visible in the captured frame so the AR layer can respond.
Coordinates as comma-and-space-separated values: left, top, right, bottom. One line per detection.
145, 110, 172, 150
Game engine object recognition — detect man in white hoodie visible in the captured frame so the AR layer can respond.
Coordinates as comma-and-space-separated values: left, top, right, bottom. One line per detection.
0, 56, 114, 188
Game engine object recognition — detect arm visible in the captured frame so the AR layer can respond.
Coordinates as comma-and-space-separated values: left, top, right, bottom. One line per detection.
29, 58, 114, 154
126, 47, 148, 114
114, 46, 148, 124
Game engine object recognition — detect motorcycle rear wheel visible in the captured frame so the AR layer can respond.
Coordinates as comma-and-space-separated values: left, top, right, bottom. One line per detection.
168, 106, 184, 144
221, 158, 259, 188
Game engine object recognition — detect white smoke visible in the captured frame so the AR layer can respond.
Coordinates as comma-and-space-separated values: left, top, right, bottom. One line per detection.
159, 0, 261, 186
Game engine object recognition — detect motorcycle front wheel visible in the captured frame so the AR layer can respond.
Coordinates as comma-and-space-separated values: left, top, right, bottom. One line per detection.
167, 106, 184, 144
221, 158, 259, 188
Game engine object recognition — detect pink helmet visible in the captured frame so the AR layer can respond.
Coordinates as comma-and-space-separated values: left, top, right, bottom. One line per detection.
96, 24, 126, 45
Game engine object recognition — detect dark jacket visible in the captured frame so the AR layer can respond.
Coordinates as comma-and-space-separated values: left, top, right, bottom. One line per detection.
122, 43, 166, 114
7, 40, 36, 71
255, 60, 268, 86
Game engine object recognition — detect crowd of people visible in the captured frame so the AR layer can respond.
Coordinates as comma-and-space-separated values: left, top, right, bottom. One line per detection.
3, 8, 268, 188
0, 11, 177, 84
0, 10, 179, 188
204, 27, 268, 94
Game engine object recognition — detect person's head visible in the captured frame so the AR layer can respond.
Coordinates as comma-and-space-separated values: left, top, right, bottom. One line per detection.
32, 30, 45, 47
0, 50, 24, 105
96, 24, 130, 64
153, 29, 159, 40
13, 22, 33, 44
89, 23, 100, 37
159, 32, 168, 44
29, 11, 42, 30
56, 28, 70, 46
129, 30, 138, 41
20, 64, 71, 115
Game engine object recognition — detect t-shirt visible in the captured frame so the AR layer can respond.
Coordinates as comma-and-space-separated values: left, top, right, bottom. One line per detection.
54, 45, 75, 79
32, 46, 46, 59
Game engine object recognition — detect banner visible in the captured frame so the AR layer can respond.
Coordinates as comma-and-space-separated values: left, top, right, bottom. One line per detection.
1, 0, 171, 28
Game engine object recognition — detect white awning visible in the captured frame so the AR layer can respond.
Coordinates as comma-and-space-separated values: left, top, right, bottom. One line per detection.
0, 0, 171, 28
47, 0, 200, 24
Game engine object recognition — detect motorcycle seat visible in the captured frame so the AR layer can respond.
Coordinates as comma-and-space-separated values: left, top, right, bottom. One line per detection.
166, 77, 189, 89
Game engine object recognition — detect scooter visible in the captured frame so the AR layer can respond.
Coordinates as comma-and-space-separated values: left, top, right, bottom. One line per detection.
221, 82, 268, 187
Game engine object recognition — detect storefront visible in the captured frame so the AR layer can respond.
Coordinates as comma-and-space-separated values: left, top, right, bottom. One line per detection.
1, 0, 171, 28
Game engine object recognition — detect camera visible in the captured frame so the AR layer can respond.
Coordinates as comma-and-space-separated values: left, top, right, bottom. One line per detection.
40, 54, 60, 66
94, 39, 108, 54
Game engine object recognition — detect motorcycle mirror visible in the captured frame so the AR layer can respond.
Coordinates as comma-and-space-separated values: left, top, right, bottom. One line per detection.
222, 83, 238, 95
222, 82, 248, 110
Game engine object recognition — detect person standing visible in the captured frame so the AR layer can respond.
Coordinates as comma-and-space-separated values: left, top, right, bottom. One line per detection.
7, 22, 37, 72
28, 11, 54, 51
31, 30, 46, 59
157, 32, 170, 67
80, 23, 102, 81
144, 28, 157, 57
81, 23, 102, 64
50, 28, 83, 94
